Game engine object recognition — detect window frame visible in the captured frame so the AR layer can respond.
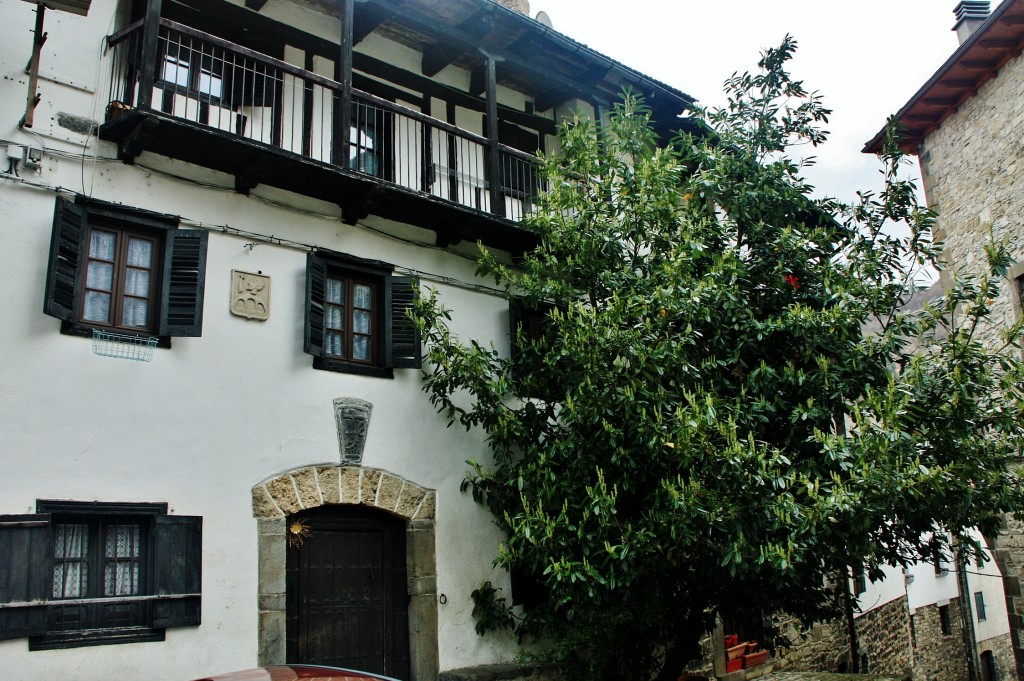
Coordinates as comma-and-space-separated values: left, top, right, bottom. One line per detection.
304, 250, 420, 378
43, 195, 209, 345
975, 591, 987, 622
79, 222, 163, 336
939, 603, 952, 635
0, 501, 201, 651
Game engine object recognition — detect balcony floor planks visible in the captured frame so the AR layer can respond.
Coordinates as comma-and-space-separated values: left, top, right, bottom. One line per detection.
99, 109, 539, 255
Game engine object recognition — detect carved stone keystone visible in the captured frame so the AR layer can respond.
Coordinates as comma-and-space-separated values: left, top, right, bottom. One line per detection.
334, 397, 372, 464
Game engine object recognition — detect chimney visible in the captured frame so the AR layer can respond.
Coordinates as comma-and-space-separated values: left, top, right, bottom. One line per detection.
494, 0, 530, 14
953, 1, 991, 44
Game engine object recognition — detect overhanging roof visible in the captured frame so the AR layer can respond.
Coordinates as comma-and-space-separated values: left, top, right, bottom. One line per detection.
864, 0, 1024, 154
303, 0, 696, 133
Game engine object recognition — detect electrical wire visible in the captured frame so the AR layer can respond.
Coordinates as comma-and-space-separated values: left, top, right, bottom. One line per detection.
0, 169, 510, 299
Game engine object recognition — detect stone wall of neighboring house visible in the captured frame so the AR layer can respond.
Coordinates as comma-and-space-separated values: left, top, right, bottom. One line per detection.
979, 632, 1017, 681
917, 46, 1024, 349
772, 617, 850, 674
915, 37, 1024, 681
854, 596, 914, 678
910, 600, 971, 681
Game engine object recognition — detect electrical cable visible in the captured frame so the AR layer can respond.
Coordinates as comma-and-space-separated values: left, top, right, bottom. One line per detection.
0, 170, 509, 298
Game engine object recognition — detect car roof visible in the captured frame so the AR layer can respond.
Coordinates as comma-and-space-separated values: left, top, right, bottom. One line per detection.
191, 665, 401, 681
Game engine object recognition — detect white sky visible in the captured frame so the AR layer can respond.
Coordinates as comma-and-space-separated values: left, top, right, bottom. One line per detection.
529, 0, 964, 205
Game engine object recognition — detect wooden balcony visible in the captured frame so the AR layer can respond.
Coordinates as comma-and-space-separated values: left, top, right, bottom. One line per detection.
98, 18, 543, 253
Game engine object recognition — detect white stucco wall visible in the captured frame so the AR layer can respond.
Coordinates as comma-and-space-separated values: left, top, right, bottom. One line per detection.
855, 563, 908, 616
0, 1, 546, 679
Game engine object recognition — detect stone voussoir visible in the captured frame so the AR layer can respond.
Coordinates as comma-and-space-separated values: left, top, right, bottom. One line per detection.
265, 475, 302, 515
292, 466, 322, 509
316, 465, 341, 504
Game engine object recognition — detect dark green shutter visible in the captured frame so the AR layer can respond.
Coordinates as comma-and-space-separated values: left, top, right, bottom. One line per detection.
304, 252, 327, 357
151, 515, 202, 629
0, 515, 51, 641
508, 298, 525, 361
387, 275, 420, 369
43, 198, 87, 321
159, 230, 209, 337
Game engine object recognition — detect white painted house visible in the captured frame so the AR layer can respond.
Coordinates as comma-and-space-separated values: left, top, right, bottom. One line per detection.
0, 1, 695, 680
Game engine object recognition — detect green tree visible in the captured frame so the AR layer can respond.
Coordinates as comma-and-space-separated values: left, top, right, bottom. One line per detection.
415, 37, 1024, 680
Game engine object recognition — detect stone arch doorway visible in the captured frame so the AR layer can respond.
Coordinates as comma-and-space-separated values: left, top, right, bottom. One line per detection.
252, 465, 438, 681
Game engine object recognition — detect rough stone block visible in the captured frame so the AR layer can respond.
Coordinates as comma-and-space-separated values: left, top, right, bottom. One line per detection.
293, 466, 322, 509
258, 530, 286, 595
340, 466, 361, 503
408, 526, 437, 580
258, 611, 286, 666
396, 483, 427, 520
317, 465, 341, 504
266, 475, 302, 515
361, 468, 383, 506
257, 518, 285, 536
415, 490, 437, 520
377, 473, 403, 512
252, 485, 283, 519
408, 593, 439, 681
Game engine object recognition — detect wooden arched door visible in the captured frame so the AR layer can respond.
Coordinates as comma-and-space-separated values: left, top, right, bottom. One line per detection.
286, 505, 409, 679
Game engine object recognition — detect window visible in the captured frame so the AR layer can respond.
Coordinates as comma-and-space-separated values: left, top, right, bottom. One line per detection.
0, 501, 201, 650
159, 34, 225, 100
509, 298, 558, 399
933, 546, 948, 575
939, 604, 952, 635
349, 100, 392, 181
304, 250, 420, 377
44, 196, 209, 341
975, 591, 987, 622
853, 566, 867, 596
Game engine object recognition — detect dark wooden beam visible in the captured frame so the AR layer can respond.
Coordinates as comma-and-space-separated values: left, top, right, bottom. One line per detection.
340, 184, 384, 224
483, 54, 504, 219
960, 59, 998, 69
353, 9, 388, 44
942, 78, 980, 88
334, 0, 355, 167
922, 97, 961, 106
244, 0, 268, 10
978, 38, 1019, 48
998, 14, 1024, 25
136, 0, 163, 110
422, 8, 495, 77
118, 117, 160, 162
361, 0, 610, 112
354, 52, 556, 135
234, 153, 274, 194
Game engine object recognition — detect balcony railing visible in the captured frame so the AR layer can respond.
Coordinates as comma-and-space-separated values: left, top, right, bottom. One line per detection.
103, 19, 544, 223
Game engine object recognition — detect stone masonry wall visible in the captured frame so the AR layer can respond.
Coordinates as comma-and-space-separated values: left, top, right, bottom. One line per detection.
918, 47, 1024, 349
980, 632, 1017, 681
916, 41, 1024, 681
854, 596, 913, 678
772, 616, 850, 673
910, 600, 970, 681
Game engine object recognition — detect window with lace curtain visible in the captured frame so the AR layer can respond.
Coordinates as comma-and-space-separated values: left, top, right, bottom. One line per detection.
0, 500, 202, 650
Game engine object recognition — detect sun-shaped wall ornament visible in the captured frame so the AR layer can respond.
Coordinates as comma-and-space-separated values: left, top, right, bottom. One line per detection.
287, 517, 312, 548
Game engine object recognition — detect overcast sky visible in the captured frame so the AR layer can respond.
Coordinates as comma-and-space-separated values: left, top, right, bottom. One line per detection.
529, 0, 966, 205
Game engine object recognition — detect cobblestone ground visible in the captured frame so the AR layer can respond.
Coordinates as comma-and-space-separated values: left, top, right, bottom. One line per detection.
765, 674, 903, 681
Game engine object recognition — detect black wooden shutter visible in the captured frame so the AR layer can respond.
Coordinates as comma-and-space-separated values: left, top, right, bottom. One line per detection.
304, 252, 327, 357
43, 197, 88, 322
0, 514, 51, 641
151, 515, 202, 629
159, 230, 209, 337
386, 275, 421, 369
508, 298, 525, 361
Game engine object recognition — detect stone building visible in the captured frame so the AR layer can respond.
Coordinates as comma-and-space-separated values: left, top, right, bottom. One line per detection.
863, 1, 1024, 680
0, 1, 695, 680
